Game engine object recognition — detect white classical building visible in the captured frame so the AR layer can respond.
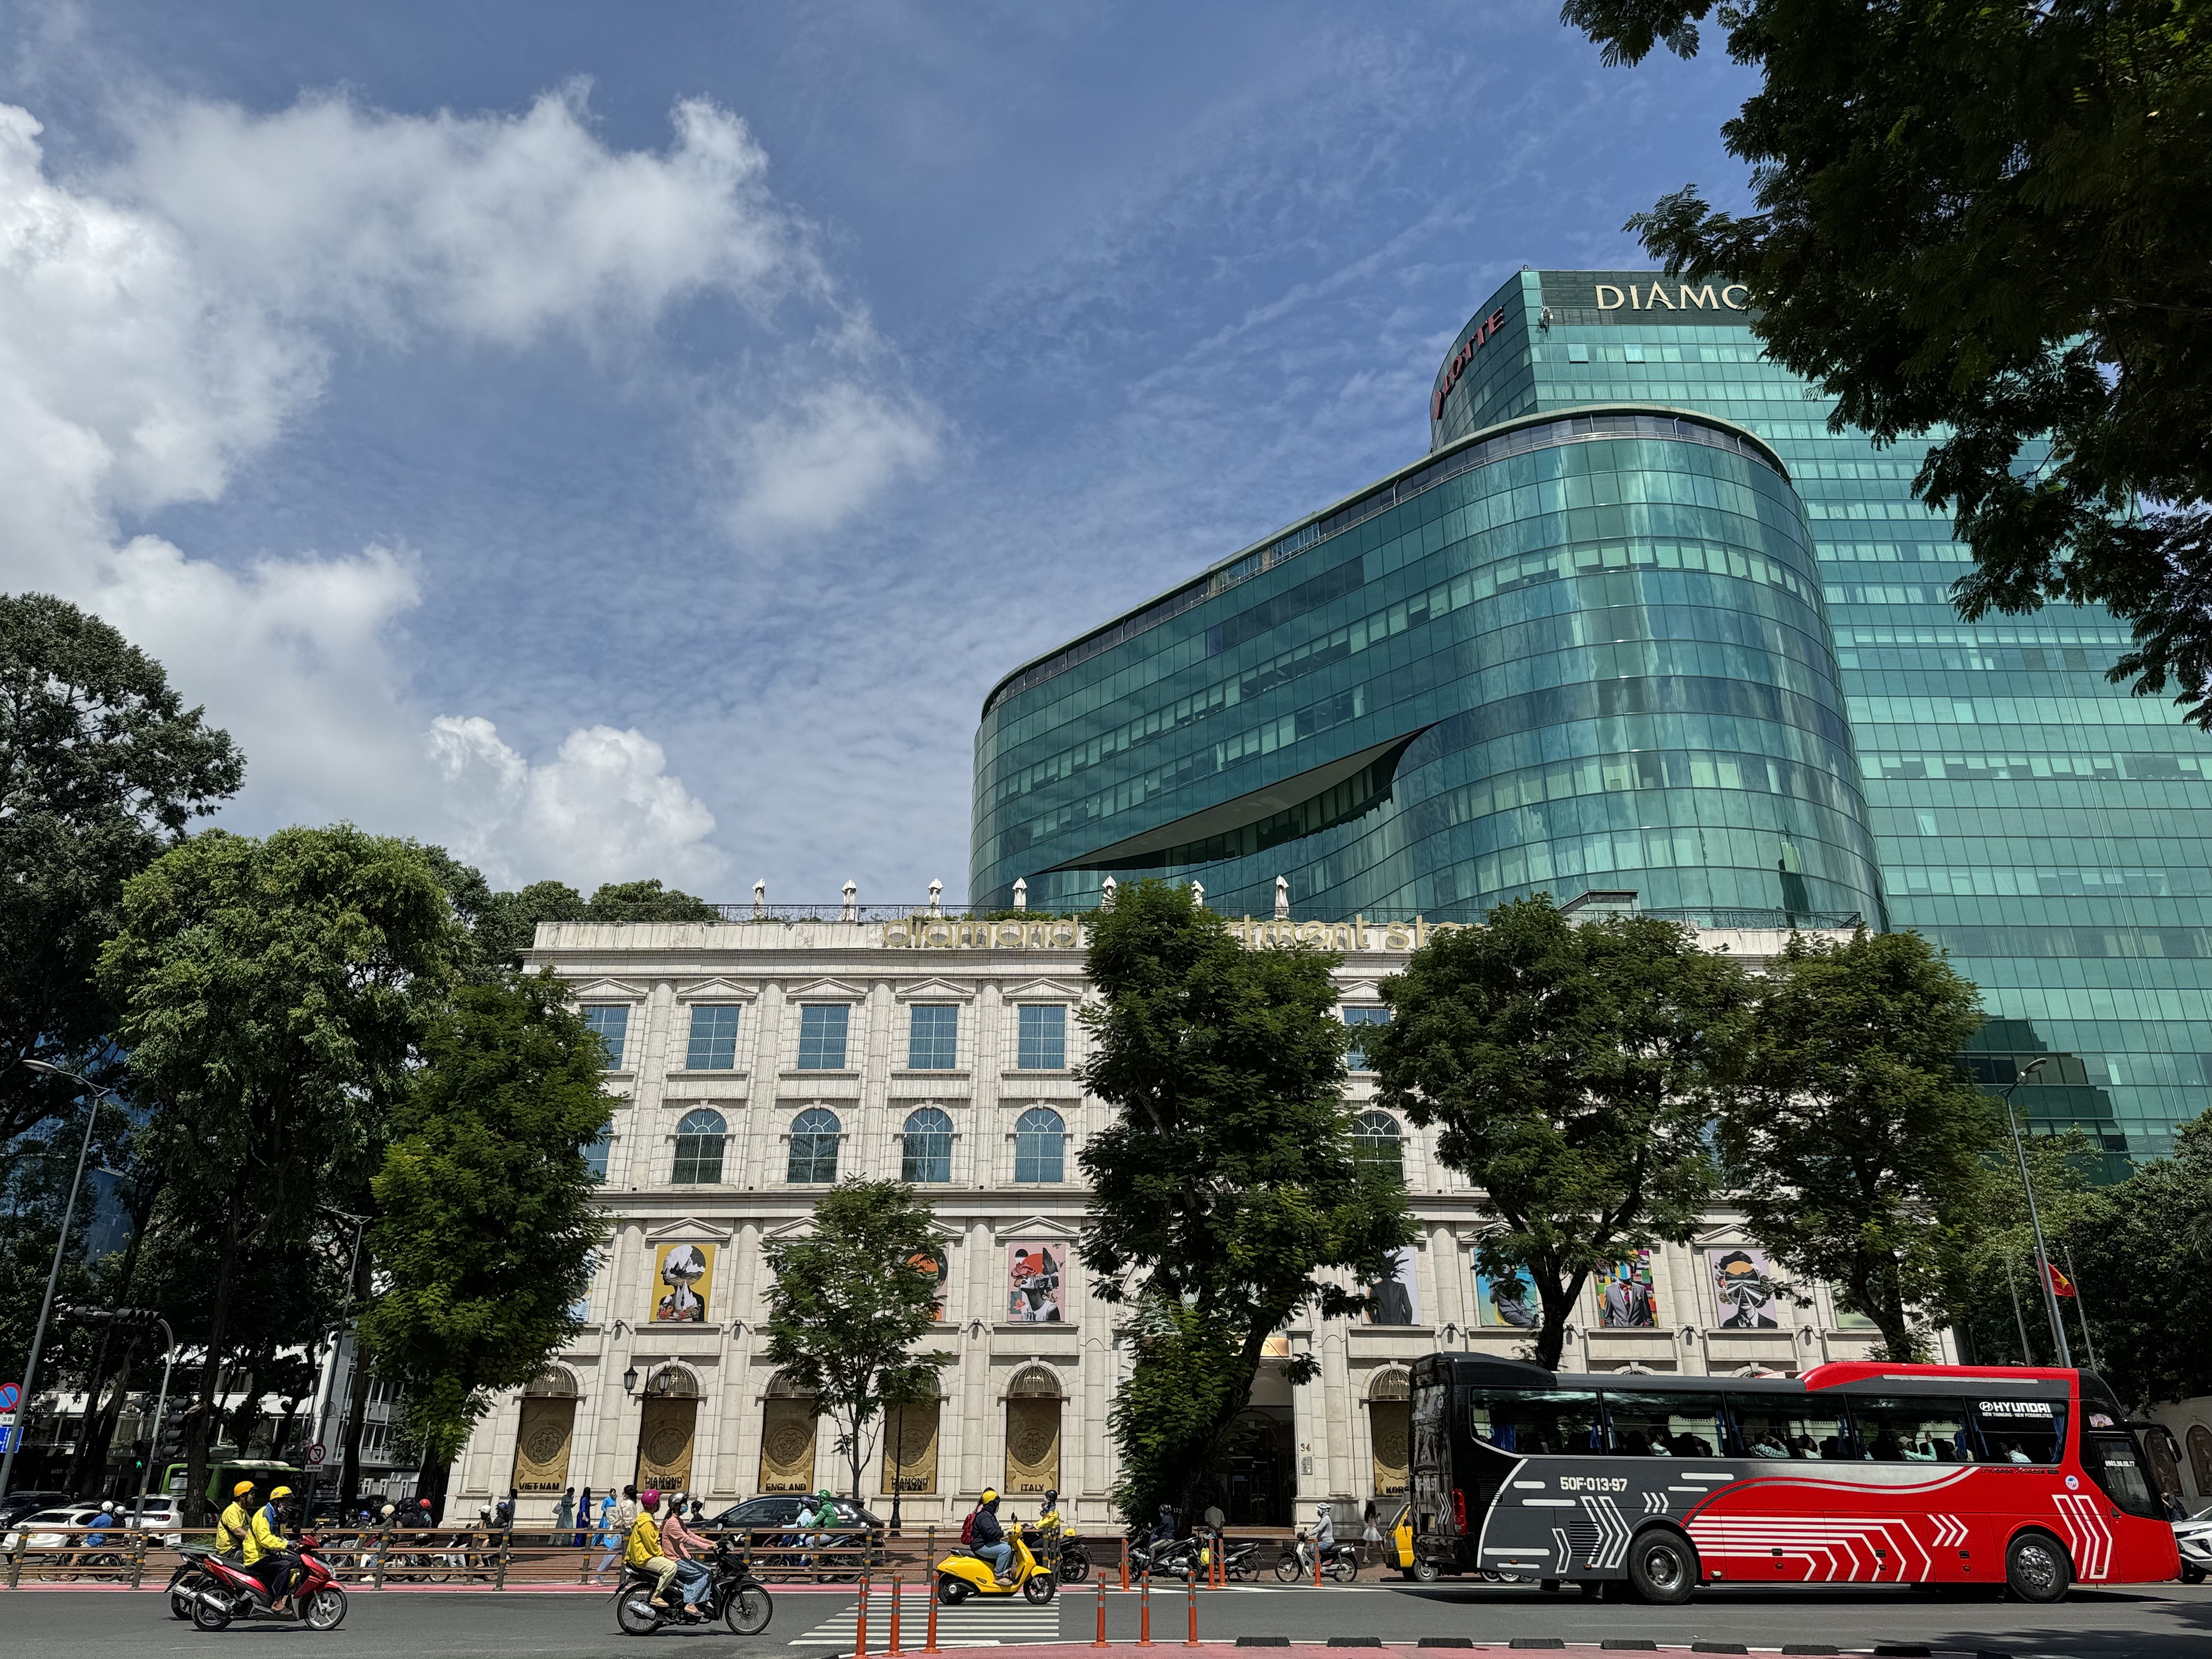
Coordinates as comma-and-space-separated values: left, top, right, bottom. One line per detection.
448, 911, 1903, 1530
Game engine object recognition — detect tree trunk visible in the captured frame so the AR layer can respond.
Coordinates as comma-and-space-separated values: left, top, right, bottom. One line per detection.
185, 1205, 245, 1524
414, 1452, 450, 1522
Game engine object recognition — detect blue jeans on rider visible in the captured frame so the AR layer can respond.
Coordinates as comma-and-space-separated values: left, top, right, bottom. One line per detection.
975, 1541, 1013, 1579
672, 1559, 710, 1603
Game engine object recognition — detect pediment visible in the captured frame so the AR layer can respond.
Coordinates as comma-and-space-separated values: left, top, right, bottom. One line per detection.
785, 977, 870, 1000
991, 1215, 1082, 1242
893, 977, 979, 1002
1001, 977, 1087, 1001
644, 1216, 736, 1244
1338, 981, 1382, 1003
675, 977, 759, 1003
761, 1214, 818, 1241
572, 978, 648, 1000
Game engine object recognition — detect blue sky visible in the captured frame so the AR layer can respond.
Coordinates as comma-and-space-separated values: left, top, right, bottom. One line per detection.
0, 1, 1754, 901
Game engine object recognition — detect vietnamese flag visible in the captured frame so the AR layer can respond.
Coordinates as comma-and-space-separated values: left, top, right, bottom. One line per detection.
2045, 1259, 2078, 1300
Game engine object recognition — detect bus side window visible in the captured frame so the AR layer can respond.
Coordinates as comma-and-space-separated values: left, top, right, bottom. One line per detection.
1725, 1395, 1853, 1460
1852, 1397, 1979, 1462
1601, 1391, 1725, 1456
1971, 1398, 2066, 1464
1468, 1389, 1602, 1454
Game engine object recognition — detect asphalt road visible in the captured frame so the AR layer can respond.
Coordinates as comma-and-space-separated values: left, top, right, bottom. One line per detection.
9, 1579, 2211, 1659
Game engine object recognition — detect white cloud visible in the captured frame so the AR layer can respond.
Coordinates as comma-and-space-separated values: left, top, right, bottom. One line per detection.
427, 716, 725, 891
0, 85, 933, 888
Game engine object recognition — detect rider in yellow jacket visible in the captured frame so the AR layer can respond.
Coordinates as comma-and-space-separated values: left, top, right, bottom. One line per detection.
625, 1490, 680, 1609
247, 1486, 303, 1613
214, 1482, 256, 1560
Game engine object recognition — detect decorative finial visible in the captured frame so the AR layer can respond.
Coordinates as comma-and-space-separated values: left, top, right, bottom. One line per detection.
1012, 878, 1028, 911
1190, 881, 1204, 909
839, 880, 857, 923
752, 879, 767, 920
928, 878, 944, 917
1274, 874, 1290, 920
1101, 875, 1118, 911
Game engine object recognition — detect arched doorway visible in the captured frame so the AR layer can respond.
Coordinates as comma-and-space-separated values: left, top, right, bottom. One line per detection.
636, 1365, 701, 1492
2190, 1424, 2212, 1497
1004, 1367, 1062, 1498
1367, 1371, 1410, 1500
758, 1372, 818, 1494
881, 1389, 942, 1498
513, 1368, 579, 1498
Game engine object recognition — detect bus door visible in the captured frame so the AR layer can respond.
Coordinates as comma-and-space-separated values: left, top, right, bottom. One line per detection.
1408, 1372, 1454, 1560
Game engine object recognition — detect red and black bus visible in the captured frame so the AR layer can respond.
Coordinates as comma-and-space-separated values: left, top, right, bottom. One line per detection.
1408, 1354, 2181, 1603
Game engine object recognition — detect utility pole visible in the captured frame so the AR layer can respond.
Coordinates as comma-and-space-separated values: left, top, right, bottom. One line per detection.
1999, 1059, 2073, 1368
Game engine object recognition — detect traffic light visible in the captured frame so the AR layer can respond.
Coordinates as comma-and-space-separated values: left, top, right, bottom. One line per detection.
131, 1439, 151, 1471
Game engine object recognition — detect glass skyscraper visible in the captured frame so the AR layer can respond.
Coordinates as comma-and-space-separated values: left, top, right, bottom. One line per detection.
971, 269, 2212, 1160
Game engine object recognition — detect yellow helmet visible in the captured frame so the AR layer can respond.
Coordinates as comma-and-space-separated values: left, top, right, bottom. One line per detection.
980, 1488, 998, 1504
270, 1486, 293, 1500
233, 1481, 256, 1497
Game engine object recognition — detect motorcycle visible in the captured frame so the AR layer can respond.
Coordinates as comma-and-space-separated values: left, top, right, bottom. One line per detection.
1218, 1539, 1263, 1582
1047, 1532, 1091, 1583
935, 1522, 1056, 1605
615, 1541, 774, 1637
1274, 1530, 1358, 1583
1128, 1536, 1202, 1581
179, 1534, 348, 1631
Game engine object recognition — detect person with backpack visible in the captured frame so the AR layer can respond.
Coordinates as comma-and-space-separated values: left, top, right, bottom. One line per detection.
962, 1488, 1013, 1584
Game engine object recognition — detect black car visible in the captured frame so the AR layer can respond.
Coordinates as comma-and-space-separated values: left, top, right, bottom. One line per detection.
0, 1491, 76, 1530
708, 1494, 881, 1532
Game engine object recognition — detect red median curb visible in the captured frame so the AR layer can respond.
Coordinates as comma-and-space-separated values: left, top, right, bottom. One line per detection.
816, 1646, 2008, 1659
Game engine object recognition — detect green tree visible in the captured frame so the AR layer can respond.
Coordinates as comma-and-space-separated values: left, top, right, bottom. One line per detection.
357, 972, 613, 1510
759, 1180, 953, 1500
471, 877, 721, 967
1370, 896, 1750, 1370
1725, 930, 1997, 1361
0, 592, 242, 1154
1077, 880, 1410, 1525
98, 825, 464, 1517
1560, 0, 2212, 721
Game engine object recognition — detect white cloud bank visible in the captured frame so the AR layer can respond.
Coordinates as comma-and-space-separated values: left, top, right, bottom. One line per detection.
0, 86, 939, 888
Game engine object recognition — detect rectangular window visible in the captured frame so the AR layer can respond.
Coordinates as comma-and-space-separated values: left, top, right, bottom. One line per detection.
907, 1005, 960, 1069
1602, 1391, 1726, 1457
686, 1004, 741, 1070
1462, 1388, 1603, 1455
1725, 1394, 1855, 1460
1972, 1397, 2067, 1464
1017, 1005, 1066, 1070
1853, 1396, 1980, 1463
583, 1128, 613, 1184
796, 1004, 850, 1070
582, 1005, 629, 1070
1343, 1006, 1391, 1070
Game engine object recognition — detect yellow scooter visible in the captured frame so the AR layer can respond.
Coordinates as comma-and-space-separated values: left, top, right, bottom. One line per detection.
935, 1521, 1056, 1605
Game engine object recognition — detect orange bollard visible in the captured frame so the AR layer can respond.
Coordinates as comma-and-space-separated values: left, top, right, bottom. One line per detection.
1138, 1573, 1152, 1646
1184, 1572, 1199, 1645
1093, 1584, 1107, 1647
856, 1576, 870, 1659
924, 1583, 939, 1655
888, 1576, 902, 1656
1312, 1537, 1322, 1589
1120, 1542, 1130, 1592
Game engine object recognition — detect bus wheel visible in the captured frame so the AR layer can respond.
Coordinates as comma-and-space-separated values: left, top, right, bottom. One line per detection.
2005, 1532, 2072, 1604
1626, 1530, 1698, 1606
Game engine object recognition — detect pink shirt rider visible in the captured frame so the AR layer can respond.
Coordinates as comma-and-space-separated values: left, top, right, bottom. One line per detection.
661, 1508, 707, 1561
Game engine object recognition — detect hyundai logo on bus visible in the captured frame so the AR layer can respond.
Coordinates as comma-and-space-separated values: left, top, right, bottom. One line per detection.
1431, 308, 1509, 420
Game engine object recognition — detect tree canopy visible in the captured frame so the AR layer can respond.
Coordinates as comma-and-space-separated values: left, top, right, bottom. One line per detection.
1560, 0, 2212, 721
1370, 896, 1750, 1370
758, 1180, 952, 1500
1723, 929, 1997, 1361
1077, 879, 1410, 1523
358, 972, 613, 1508
0, 592, 242, 1153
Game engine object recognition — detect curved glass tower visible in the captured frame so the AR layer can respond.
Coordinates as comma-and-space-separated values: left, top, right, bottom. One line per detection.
973, 405, 1883, 926
973, 266, 2212, 1164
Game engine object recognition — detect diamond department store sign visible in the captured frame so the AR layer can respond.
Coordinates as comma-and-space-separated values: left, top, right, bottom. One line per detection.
879, 916, 1445, 953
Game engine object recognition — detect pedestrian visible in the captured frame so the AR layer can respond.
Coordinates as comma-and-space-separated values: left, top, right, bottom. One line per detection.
574, 1486, 594, 1549
594, 1485, 637, 1579
555, 1486, 575, 1542
1360, 1500, 1382, 1566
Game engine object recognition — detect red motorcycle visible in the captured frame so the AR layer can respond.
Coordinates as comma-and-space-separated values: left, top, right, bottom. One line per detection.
178, 1534, 348, 1631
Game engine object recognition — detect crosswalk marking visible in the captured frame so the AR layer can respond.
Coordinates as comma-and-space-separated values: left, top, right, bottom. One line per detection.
790, 1589, 1062, 1648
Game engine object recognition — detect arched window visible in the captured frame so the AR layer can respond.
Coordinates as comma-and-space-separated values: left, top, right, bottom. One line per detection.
1013, 1108, 1065, 1183
1353, 1109, 1403, 1176
645, 1365, 701, 1398
901, 1108, 954, 1184
788, 1108, 842, 1184
672, 1109, 728, 1184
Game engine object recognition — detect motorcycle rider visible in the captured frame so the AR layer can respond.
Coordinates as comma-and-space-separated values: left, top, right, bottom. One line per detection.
625, 1488, 681, 1610
1034, 1488, 1063, 1566
215, 1480, 257, 1562
1299, 1503, 1336, 1576
246, 1485, 303, 1614
658, 1491, 711, 1617
966, 1488, 1014, 1584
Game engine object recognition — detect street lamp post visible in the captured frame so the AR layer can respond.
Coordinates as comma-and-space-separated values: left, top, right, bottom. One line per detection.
0, 1059, 113, 1499
1999, 1058, 2074, 1369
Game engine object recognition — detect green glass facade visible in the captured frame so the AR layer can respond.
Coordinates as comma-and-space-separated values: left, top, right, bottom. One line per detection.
972, 269, 2212, 1159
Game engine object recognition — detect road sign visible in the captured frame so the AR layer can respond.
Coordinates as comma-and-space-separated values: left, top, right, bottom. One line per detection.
306, 1443, 327, 1466
0, 1425, 15, 1453
0, 1381, 19, 1412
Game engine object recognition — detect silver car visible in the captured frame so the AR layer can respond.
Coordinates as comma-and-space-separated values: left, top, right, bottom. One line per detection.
2175, 1499, 2212, 1585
